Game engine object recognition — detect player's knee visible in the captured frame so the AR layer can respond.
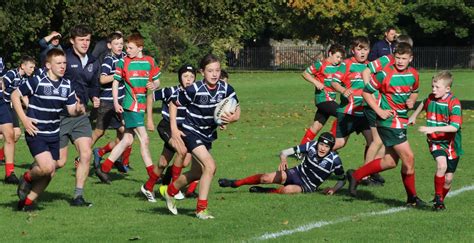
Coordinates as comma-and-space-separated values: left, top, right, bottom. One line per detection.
203, 162, 216, 175
260, 174, 272, 183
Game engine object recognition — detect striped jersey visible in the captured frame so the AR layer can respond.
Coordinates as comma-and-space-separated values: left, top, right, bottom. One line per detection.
17, 73, 76, 137
364, 65, 419, 129
423, 93, 463, 159
174, 80, 238, 143
2, 68, 29, 103
114, 56, 161, 112
332, 57, 368, 116
305, 60, 339, 104
368, 54, 394, 74
153, 85, 186, 126
294, 141, 344, 191
100, 52, 126, 102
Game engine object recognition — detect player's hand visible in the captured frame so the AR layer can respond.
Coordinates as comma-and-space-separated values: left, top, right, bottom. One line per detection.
408, 116, 416, 126
322, 188, 335, 195
170, 129, 187, 156
219, 124, 227, 130
23, 117, 38, 136
376, 109, 394, 120
146, 119, 155, 131
92, 97, 100, 108
278, 159, 288, 171
342, 88, 352, 98
114, 103, 124, 113
418, 126, 434, 135
75, 96, 86, 115
220, 111, 236, 124
146, 82, 156, 90
315, 83, 325, 91
406, 99, 415, 109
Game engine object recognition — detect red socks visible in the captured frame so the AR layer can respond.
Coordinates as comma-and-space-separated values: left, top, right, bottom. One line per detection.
186, 180, 199, 194
353, 158, 382, 181
434, 175, 445, 200
98, 142, 114, 157
268, 186, 284, 194
167, 182, 179, 197
235, 174, 263, 187
402, 173, 417, 198
5, 163, 14, 177
145, 165, 159, 191
101, 158, 114, 173
24, 171, 32, 183
196, 199, 208, 213
330, 119, 338, 137
442, 186, 450, 199
170, 165, 182, 183
300, 129, 316, 145
0, 146, 4, 161
122, 146, 132, 166
25, 197, 33, 206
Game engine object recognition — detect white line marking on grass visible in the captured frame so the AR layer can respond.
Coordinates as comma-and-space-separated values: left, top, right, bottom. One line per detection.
254, 185, 474, 241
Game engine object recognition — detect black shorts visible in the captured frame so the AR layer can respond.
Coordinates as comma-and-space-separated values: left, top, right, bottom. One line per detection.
157, 119, 174, 151
432, 150, 460, 173
335, 113, 370, 138
313, 101, 339, 125
95, 102, 123, 130
284, 168, 311, 193
26, 135, 60, 160
182, 130, 212, 152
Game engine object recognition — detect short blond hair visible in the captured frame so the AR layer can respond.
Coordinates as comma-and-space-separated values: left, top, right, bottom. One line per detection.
432, 70, 453, 87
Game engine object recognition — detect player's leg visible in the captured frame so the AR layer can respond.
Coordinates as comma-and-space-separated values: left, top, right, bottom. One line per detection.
13, 127, 21, 142
219, 170, 286, 188
97, 129, 134, 183
394, 141, 423, 205
1, 123, 18, 183
91, 128, 105, 146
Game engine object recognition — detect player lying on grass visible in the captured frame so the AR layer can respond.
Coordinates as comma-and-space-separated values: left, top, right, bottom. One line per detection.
219, 133, 345, 195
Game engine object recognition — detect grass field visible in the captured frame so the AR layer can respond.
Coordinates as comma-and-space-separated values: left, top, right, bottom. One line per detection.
1, 70, 473, 241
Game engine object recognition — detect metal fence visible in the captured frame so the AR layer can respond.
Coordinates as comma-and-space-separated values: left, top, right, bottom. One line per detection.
226, 46, 474, 70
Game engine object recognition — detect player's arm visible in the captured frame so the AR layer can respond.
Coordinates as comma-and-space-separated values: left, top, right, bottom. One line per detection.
408, 101, 424, 125
67, 94, 85, 116
279, 147, 295, 171
99, 74, 114, 85
112, 79, 123, 113
361, 68, 372, 85
406, 93, 418, 109
12, 89, 37, 136
331, 65, 351, 98
169, 101, 186, 156
362, 83, 393, 119
302, 71, 324, 90
323, 158, 346, 195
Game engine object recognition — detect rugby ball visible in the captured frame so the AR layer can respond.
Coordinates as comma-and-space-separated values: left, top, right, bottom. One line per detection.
214, 97, 238, 125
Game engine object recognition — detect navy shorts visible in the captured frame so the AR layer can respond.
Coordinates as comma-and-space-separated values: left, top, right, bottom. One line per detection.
182, 131, 212, 152
0, 102, 14, 125
26, 135, 60, 160
157, 119, 174, 151
284, 168, 311, 192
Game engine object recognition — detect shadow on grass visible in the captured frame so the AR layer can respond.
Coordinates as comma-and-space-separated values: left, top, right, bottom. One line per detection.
145, 206, 196, 217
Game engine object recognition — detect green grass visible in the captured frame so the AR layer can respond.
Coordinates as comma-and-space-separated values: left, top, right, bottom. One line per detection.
1, 70, 473, 241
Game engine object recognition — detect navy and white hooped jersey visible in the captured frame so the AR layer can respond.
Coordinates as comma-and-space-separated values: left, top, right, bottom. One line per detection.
2, 68, 29, 104
100, 52, 126, 102
294, 141, 344, 191
154, 85, 187, 126
174, 80, 238, 142
17, 73, 76, 137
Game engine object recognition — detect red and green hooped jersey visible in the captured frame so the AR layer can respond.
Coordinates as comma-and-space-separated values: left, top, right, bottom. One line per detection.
423, 93, 463, 159
367, 55, 395, 101
364, 65, 419, 129
332, 57, 368, 116
114, 56, 161, 112
305, 60, 339, 104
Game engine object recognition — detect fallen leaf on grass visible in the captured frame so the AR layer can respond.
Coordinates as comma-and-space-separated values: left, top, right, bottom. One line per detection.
282, 220, 289, 225
129, 236, 142, 241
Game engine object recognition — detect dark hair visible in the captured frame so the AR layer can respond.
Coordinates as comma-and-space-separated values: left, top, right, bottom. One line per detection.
351, 36, 370, 49
70, 24, 92, 39
199, 54, 220, 70
20, 55, 36, 65
385, 26, 397, 33
45, 48, 65, 63
394, 42, 413, 56
220, 70, 229, 80
178, 64, 196, 85
127, 32, 144, 47
328, 44, 346, 56
107, 31, 123, 43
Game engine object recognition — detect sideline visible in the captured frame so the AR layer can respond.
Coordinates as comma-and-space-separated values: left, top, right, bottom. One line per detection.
254, 185, 474, 241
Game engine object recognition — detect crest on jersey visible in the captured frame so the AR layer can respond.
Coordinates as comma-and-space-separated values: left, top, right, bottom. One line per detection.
44, 86, 52, 95
87, 64, 93, 72
132, 71, 139, 77
216, 94, 224, 102
53, 88, 60, 95
199, 95, 209, 104
308, 148, 316, 159
61, 88, 68, 97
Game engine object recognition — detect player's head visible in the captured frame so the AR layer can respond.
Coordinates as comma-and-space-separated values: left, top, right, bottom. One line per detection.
395, 34, 413, 48
327, 44, 345, 65
393, 42, 413, 71
220, 69, 229, 82
316, 132, 335, 157
69, 24, 92, 56
19, 55, 36, 76
351, 36, 370, 63
384, 26, 398, 42
126, 33, 144, 58
51, 33, 61, 46
107, 31, 124, 56
199, 54, 221, 86
431, 70, 453, 98
178, 64, 196, 88
45, 48, 67, 79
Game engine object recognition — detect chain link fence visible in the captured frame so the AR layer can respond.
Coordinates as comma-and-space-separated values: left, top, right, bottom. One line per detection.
226, 46, 474, 70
